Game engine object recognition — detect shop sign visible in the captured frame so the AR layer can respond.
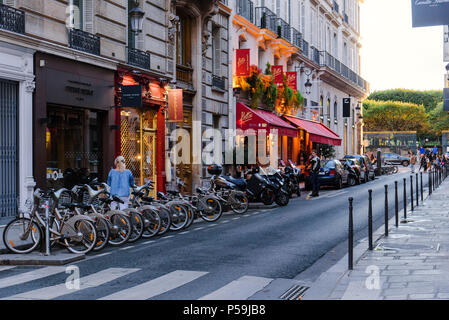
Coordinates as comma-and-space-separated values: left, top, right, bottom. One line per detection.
271, 65, 284, 87
46, 169, 64, 181
412, 0, 449, 28
121, 85, 142, 107
286, 72, 297, 91
236, 49, 250, 77
168, 89, 183, 122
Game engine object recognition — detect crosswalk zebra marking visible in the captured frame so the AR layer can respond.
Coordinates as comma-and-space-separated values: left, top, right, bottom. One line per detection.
0, 266, 66, 289
98, 270, 208, 300
199, 275, 273, 300
3, 267, 140, 300
0, 266, 16, 272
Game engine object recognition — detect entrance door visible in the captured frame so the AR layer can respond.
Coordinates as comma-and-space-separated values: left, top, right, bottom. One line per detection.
0, 79, 18, 219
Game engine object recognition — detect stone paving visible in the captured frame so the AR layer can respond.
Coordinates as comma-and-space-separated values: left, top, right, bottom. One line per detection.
327, 175, 449, 300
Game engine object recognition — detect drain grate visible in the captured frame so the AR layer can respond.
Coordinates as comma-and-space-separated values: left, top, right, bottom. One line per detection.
279, 284, 309, 300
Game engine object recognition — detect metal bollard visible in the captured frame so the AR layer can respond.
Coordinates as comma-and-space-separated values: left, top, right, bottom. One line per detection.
395, 182, 399, 228
416, 173, 419, 207
45, 200, 50, 256
410, 175, 414, 212
420, 172, 423, 202
429, 170, 432, 196
348, 197, 354, 270
384, 185, 389, 237
368, 189, 373, 250
403, 178, 407, 220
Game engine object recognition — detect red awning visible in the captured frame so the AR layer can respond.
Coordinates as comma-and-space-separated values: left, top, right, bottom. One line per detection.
236, 102, 297, 137
283, 115, 342, 146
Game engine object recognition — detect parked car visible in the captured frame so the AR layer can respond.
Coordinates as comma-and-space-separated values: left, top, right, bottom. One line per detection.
305, 159, 355, 190
344, 154, 376, 182
341, 158, 364, 184
381, 152, 410, 167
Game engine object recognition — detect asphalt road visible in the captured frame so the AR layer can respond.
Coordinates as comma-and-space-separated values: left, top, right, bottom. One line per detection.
0, 168, 432, 300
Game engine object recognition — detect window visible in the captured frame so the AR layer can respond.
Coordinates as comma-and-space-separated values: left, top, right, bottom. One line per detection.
69, 0, 83, 30
301, 2, 305, 35
334, 101, 338, 120
128, 0, 135, 48
177, 12, 192, 66
327, 99, 331, 127
212, 25, 221, 76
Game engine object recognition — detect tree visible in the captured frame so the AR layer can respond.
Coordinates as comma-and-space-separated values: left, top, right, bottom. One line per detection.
367, 89, 443, 113
429, 102, 449, 135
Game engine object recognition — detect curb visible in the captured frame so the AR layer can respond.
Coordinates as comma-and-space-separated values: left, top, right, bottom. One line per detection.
0, 252, 85, 266
303, 185, 434, 300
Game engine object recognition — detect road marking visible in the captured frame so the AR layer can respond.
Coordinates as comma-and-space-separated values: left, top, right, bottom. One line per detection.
179, 231, 190, 234
119, 246, 134, 251
0, 266, 66, 289
232, 217, 240, 220
99, 270, 208, 300
163, 235, 175, 239
144, 240, 156, 244
4, 268, 139, 300
0, 266, 15, 272
220, 220, 230, 224
199, 276, 273, 300
194, 227, 205, 231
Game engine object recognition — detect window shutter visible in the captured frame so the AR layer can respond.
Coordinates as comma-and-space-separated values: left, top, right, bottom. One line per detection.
84, 0, 94, 33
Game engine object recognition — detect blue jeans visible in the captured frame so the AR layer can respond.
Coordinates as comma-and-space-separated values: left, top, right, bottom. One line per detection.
311, 172, 320, 195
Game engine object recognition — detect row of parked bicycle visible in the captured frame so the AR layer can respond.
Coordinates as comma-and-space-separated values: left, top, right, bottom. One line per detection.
2, 160, 303, 255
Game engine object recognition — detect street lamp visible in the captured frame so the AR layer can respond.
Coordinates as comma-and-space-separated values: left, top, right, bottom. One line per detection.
303, 68, 313, 95
129, 1, 145, 34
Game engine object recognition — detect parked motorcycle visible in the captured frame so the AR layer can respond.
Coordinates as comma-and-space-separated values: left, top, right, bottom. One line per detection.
260, 166, 290, 207
281, 160, 302, 198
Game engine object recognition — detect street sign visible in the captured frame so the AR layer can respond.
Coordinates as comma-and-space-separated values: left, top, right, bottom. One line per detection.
121, 85, 142, 107
412, 0, 449, 28
343, 98, 351, 118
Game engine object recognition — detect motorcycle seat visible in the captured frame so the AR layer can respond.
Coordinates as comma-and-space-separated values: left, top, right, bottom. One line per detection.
223, 176, 247, 189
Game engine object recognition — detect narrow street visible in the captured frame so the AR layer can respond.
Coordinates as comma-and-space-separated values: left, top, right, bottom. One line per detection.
0, 169, 428, 300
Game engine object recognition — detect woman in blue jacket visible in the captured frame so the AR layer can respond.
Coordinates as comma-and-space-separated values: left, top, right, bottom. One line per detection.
107, 156, 135, 210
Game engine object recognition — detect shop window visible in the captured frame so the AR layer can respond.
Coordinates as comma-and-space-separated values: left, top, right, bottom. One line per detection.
46, 106, 102, 189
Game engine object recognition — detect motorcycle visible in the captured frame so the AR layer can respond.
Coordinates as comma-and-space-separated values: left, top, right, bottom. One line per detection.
208, 169, 249, 214
259, 166, 290, 207
281, 160, 302, 198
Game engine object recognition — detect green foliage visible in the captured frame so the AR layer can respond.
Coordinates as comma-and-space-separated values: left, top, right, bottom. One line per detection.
319, 144, 336, 159
429, 102, 449, 134
367, 89, 443, 113
362, 100, 430, 133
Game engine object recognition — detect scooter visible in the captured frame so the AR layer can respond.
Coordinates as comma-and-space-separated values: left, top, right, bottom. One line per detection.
259, 166, 290, 207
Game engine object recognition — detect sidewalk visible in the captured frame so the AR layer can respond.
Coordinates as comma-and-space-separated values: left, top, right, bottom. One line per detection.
305, 175, 449, 300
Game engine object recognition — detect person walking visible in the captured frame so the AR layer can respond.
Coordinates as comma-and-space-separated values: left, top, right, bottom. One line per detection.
410, 151, 417, 173
419, 153, 428, 173
308, 150, 321, 198
107, 155, 135, 210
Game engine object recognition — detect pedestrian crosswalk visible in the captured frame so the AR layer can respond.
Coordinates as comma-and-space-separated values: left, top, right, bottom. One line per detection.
0, 265, 276, 300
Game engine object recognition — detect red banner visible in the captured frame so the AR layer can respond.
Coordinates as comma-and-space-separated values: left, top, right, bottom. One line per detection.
236, 49, 250, 77
167, 89, 183, 122
286, 72, 298, 91
271, 65, 284, 87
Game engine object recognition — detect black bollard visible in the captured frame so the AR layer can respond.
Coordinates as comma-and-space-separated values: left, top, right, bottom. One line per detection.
384, 185, 389, 236
403, 178, 407, 220
348, 197, 354, 270
416, 173, 419, 207
368, 189, 373, 250
420, 172, 423, 202
429, 170, 432, 196
395, 182, 399, 228
410, 175, 414, 212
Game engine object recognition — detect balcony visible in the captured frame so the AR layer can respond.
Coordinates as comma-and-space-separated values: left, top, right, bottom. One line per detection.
127, 47, 151, 70
302, 40, 309, 58
311, 47, 323, 65
291, 28, 302, 50
0, 3, 25, 34
212, 75, 226, 91
237, 0, 254, 24
176, 64, 193, 84
255, 7, 277, 34
68, 28, 100, 56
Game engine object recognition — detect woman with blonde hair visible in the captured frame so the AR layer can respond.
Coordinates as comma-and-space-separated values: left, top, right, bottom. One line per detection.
107, 156, 135, 210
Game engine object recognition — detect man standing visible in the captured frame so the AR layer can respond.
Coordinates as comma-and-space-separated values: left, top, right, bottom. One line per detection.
410, 151, 417, 173
309, 150, 321, 197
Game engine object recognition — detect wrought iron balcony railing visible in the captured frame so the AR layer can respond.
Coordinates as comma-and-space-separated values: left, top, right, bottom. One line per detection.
291, 28, 302, 50
68, 28, 100, 56
176, 64, 193, 84
311, 47, 323, 65
276, 18, 291, 42
237, 0, 254, 23
255, 7, 277, 34
0, 3, 25, 34
127, 47, 151, 70
302, 40, 309, 58
212, 75, 226, 91
321, 51, 367, 91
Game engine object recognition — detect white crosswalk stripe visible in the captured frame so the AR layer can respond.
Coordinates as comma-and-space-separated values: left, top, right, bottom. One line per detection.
199, 276, 273, 300
3, 268, 140, 300
98, 270, 208, 300
0, 266, 66, 289
0, 266, 16, 272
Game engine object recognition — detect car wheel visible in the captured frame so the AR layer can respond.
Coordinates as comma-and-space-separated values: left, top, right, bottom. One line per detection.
402, 160, 409, 167
348, 175, 356, 187
336, 177, 343, 189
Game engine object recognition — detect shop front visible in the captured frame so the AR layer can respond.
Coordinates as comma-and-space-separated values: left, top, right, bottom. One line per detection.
113, 68, 167, 195
34, 53, 115, 190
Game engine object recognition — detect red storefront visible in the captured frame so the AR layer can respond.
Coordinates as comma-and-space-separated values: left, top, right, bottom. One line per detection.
113, 68, 167, 194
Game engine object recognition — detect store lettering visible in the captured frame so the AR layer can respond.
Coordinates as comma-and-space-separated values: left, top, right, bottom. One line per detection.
65, 86, 94, 96
47, 169, 64, 181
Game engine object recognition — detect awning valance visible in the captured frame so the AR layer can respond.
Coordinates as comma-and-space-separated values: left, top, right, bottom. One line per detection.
283, 115, 342, 146
236, 102, 297, 138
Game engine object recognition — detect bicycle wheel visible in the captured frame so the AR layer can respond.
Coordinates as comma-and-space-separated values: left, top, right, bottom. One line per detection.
156, 207, 171, 235
108, 212, 132, 246
231, 193, 249, 214
126, 210, 145, 243
169, 204, 189, 231
183, 204, 195, 229
199, 197, 223, 222
3, 218, 41, 254
140, 207, 161, 238
64, 219, 97, 254
91, 216, 110, 251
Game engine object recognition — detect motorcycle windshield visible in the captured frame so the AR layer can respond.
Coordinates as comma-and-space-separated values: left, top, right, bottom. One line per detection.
265, 166, 278, 176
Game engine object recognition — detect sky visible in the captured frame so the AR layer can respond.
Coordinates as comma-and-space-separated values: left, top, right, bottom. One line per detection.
360, 0, 446, 93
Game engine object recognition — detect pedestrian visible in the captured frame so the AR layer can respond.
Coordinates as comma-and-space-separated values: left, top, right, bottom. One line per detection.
308, 150, 321, 198
419, 145, 425, 156
107, 155, 135, 210
410, 151, 417, 173
419, 154, 428, 173
433, 145, 438, 156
